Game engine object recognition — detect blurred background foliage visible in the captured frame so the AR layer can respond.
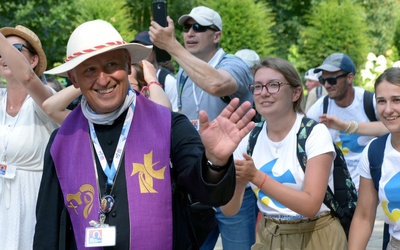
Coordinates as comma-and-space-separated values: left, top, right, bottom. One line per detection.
1, 0, 399, 89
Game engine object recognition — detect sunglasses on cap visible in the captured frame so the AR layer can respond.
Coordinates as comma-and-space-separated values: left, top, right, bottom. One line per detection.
13, 43, 34, 53
183, 23, 219, 33
319, 72, 350, 85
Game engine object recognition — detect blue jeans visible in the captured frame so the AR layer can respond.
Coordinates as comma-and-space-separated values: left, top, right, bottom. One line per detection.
200, 187, 258, 250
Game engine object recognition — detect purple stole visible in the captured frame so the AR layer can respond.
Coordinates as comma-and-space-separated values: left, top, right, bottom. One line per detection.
51, 94, 172, 249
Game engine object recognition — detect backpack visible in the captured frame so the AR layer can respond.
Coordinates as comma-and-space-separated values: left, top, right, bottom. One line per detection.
323, 90, 377, 122
367, 134, 390, 250
247, 117, 358, 238
157, 67, 172, 90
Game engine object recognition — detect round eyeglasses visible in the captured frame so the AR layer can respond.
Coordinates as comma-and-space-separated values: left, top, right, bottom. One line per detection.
249, 81, 290, 95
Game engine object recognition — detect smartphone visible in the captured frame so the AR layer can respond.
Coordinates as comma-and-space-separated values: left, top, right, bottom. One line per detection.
152, 0, 171, 62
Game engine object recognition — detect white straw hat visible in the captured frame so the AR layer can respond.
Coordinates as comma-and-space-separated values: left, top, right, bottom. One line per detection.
45, 20, 152, 77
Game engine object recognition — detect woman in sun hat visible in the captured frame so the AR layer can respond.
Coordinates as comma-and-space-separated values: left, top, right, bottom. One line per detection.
0, 25, 59, 249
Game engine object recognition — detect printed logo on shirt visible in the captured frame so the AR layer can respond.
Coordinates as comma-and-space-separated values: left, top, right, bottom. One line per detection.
255, 158, 295, 208
339, 133, 365, 154
382, 172, 400, 223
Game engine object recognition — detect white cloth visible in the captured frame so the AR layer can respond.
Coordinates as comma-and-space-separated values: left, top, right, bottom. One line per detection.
306, 86, 377, 189
0, 88, 58, 249
357, 135, 400, 240
234, 113, 335, 218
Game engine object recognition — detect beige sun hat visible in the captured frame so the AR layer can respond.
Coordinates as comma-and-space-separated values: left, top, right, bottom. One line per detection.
45, 20, 152, 77
0, 25, 47, 76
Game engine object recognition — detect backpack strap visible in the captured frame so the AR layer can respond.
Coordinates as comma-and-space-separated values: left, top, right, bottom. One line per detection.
363, 90, 377, 122
247, 122, 265, 157
316, 86, 323, 99
367, 133, 389, 250
323, 95, 329, 114
296, 117, 347, 218
323, 91, 377, 122
157, 67, 171, 90
368, 134, 389, 190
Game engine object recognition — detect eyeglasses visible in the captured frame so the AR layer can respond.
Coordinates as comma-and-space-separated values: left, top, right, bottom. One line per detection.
319, 72, 350, 85
13, 43, 34, 54
249, 81, 290, 95
183, 23, 218, 33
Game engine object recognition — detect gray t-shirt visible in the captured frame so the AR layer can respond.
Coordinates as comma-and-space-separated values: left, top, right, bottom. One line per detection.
177, 48, 253, 121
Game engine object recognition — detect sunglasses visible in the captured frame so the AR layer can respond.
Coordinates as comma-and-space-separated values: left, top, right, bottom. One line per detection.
319, 72, 350, 85
183, 23, 219, 33
13, 43, 34, 53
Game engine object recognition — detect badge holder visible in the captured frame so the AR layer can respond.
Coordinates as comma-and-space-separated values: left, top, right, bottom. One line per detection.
85, 213, 116, 247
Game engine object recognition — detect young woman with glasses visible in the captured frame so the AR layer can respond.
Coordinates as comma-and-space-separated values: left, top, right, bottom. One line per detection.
221, 57, 347, 249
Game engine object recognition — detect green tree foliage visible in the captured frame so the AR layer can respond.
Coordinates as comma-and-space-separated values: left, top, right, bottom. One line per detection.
265, 0, 314, 59
194, 0, 276, 57
0, 0, 79, 69
75, 0, 132, 41
357, 0, 400, 60
297, 0, 369, 82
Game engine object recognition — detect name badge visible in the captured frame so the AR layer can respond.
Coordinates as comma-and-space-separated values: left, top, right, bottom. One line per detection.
0, 163, 16, 179
85, 226, 116, 247
190, 119, 200, 131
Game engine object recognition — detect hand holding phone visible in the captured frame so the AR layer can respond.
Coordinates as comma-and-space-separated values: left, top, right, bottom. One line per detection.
152, 0, 171, 62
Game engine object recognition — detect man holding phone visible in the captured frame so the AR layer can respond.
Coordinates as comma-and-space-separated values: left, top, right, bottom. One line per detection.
150, 6, 256, 250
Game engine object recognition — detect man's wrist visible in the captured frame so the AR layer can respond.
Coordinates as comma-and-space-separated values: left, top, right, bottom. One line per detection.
207, 160, 227, 172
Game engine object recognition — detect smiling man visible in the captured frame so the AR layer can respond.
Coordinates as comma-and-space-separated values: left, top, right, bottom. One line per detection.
33, 19, 256, 250
306, 52, 388, 189
150, 6, 256, 250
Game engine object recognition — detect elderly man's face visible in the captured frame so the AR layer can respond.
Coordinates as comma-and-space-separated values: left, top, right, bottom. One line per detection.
68, 49, 131, 114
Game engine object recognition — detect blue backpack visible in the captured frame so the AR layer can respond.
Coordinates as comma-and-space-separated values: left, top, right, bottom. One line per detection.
247, 117, 357, 238
367, 134, 390, 250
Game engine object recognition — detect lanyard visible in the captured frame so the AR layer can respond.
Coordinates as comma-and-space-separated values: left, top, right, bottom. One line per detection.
192, 82, 204, 117
178, 72, 188, 109
88, 104, 134, 186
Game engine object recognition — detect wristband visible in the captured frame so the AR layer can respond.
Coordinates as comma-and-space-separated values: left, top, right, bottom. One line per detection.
348, 121, 359, 134
207, 160, 227, 172
344, 121, 352, 133
258, 173, 267, 189
147, 81, 163, 88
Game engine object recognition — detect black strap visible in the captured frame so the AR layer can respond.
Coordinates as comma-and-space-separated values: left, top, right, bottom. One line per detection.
367, 133, 389, 250
157, 67, 171, 90
316, 86, 323, 99
363, 90, 377, 121
323, 95, 329, 114
368, 134, 388, 190
323, 91, 377, 121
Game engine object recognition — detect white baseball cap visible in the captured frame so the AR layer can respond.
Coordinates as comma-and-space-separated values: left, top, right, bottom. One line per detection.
235, 49, 260, 68
304, 68, 322, 81
178, 6, 222, 31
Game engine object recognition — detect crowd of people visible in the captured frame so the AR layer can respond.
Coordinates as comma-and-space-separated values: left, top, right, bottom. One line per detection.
0, 4, 398, 250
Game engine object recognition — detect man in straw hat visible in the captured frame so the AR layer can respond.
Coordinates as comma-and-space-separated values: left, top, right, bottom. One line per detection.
0, 25, 58, 249
33, 19, 256, 250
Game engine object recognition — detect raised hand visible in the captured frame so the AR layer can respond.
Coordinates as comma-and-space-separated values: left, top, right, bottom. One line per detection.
199, 98, 255, 166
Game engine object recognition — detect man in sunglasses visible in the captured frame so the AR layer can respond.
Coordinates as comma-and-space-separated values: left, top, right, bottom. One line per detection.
306, 52, 388, 190
150, 5, 256, 250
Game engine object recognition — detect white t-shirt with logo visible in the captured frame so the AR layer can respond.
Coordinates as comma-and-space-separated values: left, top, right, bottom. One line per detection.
357, 134, 400, 240
307, 86, 377, 189
234, 113, 335, 218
